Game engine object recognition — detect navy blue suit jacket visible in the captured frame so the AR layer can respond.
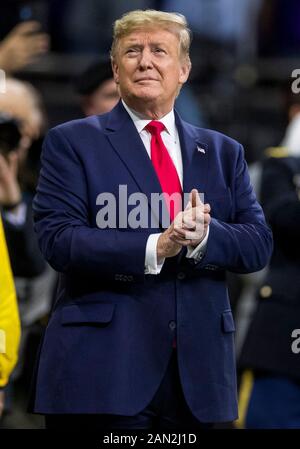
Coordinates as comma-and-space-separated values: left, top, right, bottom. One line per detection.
31, 101, 272, 422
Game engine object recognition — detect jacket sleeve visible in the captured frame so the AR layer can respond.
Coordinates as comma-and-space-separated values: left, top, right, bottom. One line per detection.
0, 216, 21, 388
33, 128, 149, 282
186, 145, 273, 274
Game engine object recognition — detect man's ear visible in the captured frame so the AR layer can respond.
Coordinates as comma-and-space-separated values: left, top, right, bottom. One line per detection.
179, 60, 191, 85
111, 59, 120, 84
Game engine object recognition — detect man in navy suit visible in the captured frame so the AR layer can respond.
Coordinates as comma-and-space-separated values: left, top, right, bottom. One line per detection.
30, 10, 273, 429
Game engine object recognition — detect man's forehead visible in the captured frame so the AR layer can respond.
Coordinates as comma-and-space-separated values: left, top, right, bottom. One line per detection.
121, 28, 179, 45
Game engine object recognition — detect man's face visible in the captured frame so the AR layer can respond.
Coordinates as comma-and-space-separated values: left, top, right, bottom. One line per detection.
82, 79, 119, 116
112, 28, 190, 114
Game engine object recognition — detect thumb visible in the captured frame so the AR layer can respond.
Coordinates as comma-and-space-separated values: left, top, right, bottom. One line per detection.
204, 203, 211, 213
190, 189, 197, 208
190, 188, 203, 208
13, 21, 41, 37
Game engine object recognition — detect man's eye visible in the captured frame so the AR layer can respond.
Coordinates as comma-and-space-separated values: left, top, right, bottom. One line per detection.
126, 48, 137, 54
154, 48, 165, 53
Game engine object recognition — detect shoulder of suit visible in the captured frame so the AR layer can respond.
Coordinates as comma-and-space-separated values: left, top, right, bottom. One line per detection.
264, 146, 290, 158
184, 122, 241, 149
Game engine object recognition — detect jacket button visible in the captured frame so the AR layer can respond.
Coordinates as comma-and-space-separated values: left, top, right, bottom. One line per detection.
177, 272, 186, 280
260, 285, 272, 298
169, 321, 176, 331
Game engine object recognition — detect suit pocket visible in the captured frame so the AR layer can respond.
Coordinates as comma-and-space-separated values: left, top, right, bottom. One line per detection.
61, 302, 115, 326
222, 310, 235, 333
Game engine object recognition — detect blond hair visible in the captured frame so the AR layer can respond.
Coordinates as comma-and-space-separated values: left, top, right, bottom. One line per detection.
110, 9, 191, 64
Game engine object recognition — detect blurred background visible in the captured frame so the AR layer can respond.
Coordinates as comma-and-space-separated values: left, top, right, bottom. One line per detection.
0, 0, 300, 429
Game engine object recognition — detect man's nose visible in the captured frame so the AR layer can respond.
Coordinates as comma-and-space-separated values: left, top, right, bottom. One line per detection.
138, 49, 153, 70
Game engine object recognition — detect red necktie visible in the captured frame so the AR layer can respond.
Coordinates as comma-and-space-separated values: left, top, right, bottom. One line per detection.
145, 121, 181, 349
145, 121, 182, 222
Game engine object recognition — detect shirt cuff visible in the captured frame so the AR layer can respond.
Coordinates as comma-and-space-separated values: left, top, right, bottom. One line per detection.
185, 225, 210, 262
145, 233, 165, 275
2, 202, 27, 227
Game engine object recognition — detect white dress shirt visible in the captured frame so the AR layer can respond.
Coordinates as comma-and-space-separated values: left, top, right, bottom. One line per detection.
122, 100, 209, 275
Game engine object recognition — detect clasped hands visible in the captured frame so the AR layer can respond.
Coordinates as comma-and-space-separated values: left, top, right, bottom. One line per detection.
157, 189, 211, 260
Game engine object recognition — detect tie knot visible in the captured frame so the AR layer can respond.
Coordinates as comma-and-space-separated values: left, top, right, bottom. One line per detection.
145, 120, 165, 136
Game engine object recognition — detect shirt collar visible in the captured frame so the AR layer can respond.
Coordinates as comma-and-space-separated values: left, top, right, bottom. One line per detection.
122, 99, 176, 139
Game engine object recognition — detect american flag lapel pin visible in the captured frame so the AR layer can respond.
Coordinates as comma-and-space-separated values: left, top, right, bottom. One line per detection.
197, 145, 206, 154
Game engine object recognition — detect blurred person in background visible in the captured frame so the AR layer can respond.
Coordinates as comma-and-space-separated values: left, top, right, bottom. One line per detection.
0, 77, 46, 164
0, 214, 21, 420
237, 94, 300, 429
0, 112, 46, 278
0, 20, 49, 74
0, 78, 54, 427
75, 60, 119, 117
0, 78, 47, 268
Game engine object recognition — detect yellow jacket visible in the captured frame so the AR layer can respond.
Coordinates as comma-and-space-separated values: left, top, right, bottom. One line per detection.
0, 215, 21, 388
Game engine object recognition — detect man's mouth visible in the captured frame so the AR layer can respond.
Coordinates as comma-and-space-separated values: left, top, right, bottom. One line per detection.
135, 78, 159, 82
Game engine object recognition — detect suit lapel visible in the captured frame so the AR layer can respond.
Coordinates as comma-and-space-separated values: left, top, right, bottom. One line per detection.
104, 101, 167, 229
175, 111, 209, 205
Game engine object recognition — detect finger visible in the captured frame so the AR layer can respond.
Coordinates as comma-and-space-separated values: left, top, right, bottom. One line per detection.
190, 189, 197, 209
181, 222, 197, 231
180, 208, 202, 229
194, 206, 205, 222
175, 215, 195, 231
181, 217, 198, 230
183, 206, 203, 226
203, 212, 211, 222
184, 203, 197, 222
13, 21, 42, 36
188, 190, 205, 221
204, 203, 211, 213
173, 227, 188, 238
190, 188, 205, 208
173, 211, 184, 228
192, 206, 211, 222
173, 234, 201, 246
174, 226, 204, 242
170, 234, 193, 246
204, 213, 211, 226
173, 226, 196, 241
27, 33, 50, 46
